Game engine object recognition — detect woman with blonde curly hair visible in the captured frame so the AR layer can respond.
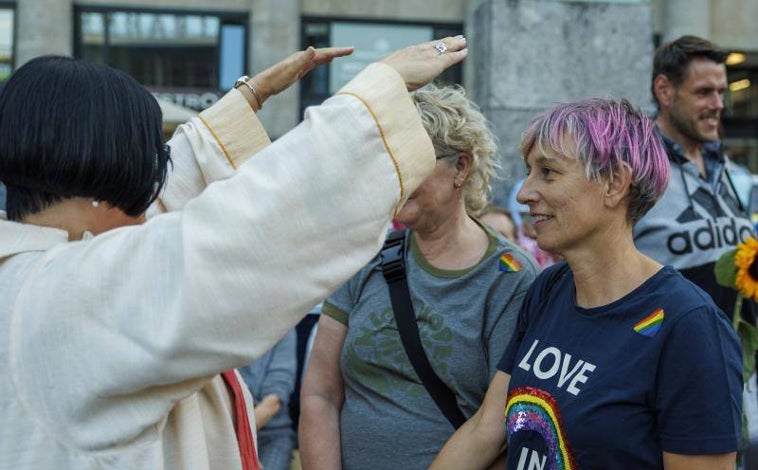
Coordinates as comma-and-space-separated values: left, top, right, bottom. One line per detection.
300, 84, 540, 469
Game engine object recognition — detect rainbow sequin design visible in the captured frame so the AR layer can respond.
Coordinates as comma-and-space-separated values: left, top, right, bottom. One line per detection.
505, 386, 577, 470
633, 308, 664, 337
499, 253, 522, 273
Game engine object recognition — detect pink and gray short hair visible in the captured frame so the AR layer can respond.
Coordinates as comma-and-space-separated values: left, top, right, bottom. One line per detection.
520, 98, 669, 224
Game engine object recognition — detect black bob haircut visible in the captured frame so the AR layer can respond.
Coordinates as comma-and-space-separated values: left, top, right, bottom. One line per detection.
0, 55, 171, 221
651, 35, 728, 106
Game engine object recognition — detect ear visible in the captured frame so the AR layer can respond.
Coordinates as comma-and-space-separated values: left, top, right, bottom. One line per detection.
603, 164, 633, 211
653, 74, 674, 109
455, 152, 473, 184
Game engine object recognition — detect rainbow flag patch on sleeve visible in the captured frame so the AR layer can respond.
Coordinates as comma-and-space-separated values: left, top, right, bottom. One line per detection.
633, 308, 664, 337
499, 253, 522, 273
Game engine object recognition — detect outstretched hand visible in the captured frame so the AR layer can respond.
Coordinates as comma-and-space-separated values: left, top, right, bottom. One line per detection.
380, 36, 468, 91
252, 46, 354, 105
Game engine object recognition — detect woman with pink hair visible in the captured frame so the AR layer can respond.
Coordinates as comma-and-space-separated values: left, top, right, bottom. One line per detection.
431, 98, 743, 469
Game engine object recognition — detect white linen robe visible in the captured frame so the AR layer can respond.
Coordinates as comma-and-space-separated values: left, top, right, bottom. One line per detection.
0, 63, 434, 469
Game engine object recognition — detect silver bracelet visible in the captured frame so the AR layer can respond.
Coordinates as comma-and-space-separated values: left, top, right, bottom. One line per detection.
233, 75, 263, 109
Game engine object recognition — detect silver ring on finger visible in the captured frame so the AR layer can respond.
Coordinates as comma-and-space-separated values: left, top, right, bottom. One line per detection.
434, 42, 448, 55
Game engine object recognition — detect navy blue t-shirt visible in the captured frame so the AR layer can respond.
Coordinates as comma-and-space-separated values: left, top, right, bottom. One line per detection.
498, 263, 742, 469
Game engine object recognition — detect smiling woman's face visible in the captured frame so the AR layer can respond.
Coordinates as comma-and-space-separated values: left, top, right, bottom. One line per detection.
516, 146, 608, 257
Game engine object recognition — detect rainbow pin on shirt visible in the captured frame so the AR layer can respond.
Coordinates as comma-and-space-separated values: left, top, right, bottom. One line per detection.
633, 308, 664, 337
499, 253, 522, 273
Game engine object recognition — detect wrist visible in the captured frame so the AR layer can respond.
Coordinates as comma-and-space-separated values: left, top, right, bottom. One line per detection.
249, 73, 274, 104
233, 75, 263, 111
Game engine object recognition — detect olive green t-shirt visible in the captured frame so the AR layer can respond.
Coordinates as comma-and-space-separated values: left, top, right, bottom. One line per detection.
323, 226, 539, 469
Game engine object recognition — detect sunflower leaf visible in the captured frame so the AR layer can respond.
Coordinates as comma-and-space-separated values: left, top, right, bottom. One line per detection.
735, 318, 758, 384
714, 249, 738, 289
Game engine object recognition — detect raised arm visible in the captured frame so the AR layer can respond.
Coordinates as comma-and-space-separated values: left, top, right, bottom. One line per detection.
299, 315, 348, 470
156, 35, 465, 213
245, 46, 354, 110
430, 371, 511, 470
13, 37, 468, 450
152, 46, 355, 214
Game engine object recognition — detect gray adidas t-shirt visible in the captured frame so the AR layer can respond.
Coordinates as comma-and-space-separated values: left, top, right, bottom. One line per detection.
323, 226, 539, 469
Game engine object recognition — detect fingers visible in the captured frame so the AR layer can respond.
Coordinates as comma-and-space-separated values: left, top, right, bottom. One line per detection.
312, 46, 355, 65
295, 46, 353, 78
442, 47, 468, 67
249, 45, 353, 102
441, 35, 467, 54
429, 35, 467, 61
427, 35, 468, 70
375, 35, 469, 92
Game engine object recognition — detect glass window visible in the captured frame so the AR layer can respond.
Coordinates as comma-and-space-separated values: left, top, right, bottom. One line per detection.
724, 52, 758, 173
219, 23, 246, 90
0, 5, 14, 83
329, 22, 433, 93
80, 12, 107, 64
75, 8, 248, 111
300, 18, 463, 116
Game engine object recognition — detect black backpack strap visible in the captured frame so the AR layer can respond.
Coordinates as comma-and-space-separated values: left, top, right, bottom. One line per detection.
380, 230, 467, 429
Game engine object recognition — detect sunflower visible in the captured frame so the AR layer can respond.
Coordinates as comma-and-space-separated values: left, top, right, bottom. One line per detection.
734, 237, 758, 302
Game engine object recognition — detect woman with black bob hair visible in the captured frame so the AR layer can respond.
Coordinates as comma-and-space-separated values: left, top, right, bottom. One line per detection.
0, 36, 468, 469
0, 55, 169, 225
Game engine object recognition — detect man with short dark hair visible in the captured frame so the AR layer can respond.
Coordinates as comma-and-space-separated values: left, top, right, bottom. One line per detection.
634, 35, 756, 325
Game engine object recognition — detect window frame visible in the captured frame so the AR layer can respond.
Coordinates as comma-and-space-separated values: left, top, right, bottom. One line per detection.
0, 1, 16, 82
73, 5, 249, 93
724, 53, 758, 172
299, 15, 463, 117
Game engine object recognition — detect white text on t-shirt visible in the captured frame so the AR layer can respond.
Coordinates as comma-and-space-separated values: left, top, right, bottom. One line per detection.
516, 447, 546, 470
517, 339, 596, 396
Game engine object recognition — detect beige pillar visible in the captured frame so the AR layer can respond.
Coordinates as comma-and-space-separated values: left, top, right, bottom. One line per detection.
250, 0, 300, 138
662, 0, 710, 43
470, 0, 654, 206
16, 0, 73, 66
463, 0, 488, 92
